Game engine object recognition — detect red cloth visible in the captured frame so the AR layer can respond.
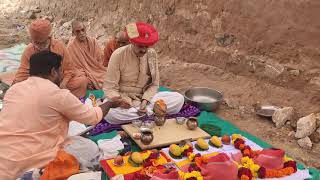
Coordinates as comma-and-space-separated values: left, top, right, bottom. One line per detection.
200, 153, 238, 180
151, 171, 180, 180
126, 22, 159, 46
254, 148, 285, 170
29, 19, 52, 39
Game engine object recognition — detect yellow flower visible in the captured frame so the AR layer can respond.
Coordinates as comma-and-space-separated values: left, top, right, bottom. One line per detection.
188, 153, 196, 161
181, 144, 190, 151
232, 134, 242, 140
241, 157, 250, 164
251, 164, 260, 172
179, 171, 203, 180
284, 155, 293, 162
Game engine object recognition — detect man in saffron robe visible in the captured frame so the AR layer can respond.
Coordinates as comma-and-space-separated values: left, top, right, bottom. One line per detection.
12, 19, 87, 98
103, 31, 129, 67
67, 20, 106, 97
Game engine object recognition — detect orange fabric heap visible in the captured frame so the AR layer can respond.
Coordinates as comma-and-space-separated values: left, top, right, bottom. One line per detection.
40, 150, 80, 180
29, 19, 52, 39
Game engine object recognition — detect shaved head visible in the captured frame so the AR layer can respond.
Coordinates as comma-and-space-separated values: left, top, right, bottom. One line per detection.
115, 31, 129, 47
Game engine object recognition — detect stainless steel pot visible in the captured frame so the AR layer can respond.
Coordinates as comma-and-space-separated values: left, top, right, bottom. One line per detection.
184, 87, 223, 112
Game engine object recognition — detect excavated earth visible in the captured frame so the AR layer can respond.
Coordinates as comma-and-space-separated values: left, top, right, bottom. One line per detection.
0, 0, 319, 168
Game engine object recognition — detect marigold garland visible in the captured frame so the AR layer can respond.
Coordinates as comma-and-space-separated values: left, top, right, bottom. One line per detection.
232, 134, 298, 179
178, 171, 203, 180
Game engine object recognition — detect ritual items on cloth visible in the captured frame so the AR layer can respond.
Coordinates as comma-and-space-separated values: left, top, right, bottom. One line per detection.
100, 133, 309, 180
100, 150, 172, 179
89, 103, 201, 136
169, 144, 193, 159
232, 135, 298, 179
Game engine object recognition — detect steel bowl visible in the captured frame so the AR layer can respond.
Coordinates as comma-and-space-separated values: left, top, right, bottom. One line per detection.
154, 116, 166, 126
184, 87, 223, 112
186, 117, 198, 130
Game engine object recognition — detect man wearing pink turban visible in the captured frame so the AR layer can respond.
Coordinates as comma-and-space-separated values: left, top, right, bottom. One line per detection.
13, 19, 88, 98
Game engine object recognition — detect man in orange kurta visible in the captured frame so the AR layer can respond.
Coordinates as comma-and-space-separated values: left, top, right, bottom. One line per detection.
67, 20, 106, 94
0, 51, 129, 179
12, 19, 87, 98
103, 31, 129, 67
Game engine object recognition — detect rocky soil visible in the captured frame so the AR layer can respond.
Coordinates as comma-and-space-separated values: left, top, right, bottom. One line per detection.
0, 0, 319, 169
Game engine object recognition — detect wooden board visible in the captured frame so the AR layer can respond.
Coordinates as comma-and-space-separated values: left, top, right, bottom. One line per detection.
122, 119, 210, 150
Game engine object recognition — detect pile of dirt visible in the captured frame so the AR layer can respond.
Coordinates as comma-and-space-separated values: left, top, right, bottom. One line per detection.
0, 0, 319, 168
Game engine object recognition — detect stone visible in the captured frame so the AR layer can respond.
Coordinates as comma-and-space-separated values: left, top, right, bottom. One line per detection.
28, 12, 37, 19
315, 113, 320, 128
289, 69, 300, 76
309, 77, 320, 90
295, 113, 317, 138
297, 137, 312, 150
288, 131, 295, 137
264, 64, 284, 78
223, 98, 238, 109
309, 129, 320, 143
43, 15, 53, 22
272, 107, 294, 128
215, 33, 235, 47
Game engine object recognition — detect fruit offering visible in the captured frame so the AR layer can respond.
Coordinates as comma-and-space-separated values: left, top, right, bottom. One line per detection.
221, 135, 231, 145
113, 155, 124, 166
169, 144, 182, 157
129, 152, 144, 167
210, 136, 222, 148
195, 138, 209, 151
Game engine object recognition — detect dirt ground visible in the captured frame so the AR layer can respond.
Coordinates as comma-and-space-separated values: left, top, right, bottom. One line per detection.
0, 0, 319, 169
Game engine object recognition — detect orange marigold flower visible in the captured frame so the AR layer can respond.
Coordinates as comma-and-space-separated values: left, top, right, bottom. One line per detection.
241, 175, 250, 180
239, 144, 245, 150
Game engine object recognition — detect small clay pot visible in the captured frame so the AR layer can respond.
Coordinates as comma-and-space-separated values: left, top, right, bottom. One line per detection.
154, 116, 166, 126
140, 128, 154, 145
186, 117, 198, 130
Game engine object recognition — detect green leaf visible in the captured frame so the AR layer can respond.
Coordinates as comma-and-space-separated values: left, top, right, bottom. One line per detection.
195, 144, 208, 151
169, 151, 183, 159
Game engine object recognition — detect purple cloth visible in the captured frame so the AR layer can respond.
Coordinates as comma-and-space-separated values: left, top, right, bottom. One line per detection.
89, 103, 201, 136
89, 119, 123, 136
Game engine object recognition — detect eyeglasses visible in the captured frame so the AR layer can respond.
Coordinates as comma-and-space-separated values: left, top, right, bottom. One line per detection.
75, 28, 85, 34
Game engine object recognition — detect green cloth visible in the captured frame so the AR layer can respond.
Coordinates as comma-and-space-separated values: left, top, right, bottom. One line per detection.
85, 89, 104, 99
89, 131, 118, 144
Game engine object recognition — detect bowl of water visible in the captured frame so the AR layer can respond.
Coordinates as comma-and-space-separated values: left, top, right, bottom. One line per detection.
184, 87, 223, 112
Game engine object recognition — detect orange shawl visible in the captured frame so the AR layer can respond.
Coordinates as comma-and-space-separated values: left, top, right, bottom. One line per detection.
103, 38, 119, 67
67, 37, 106, 90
